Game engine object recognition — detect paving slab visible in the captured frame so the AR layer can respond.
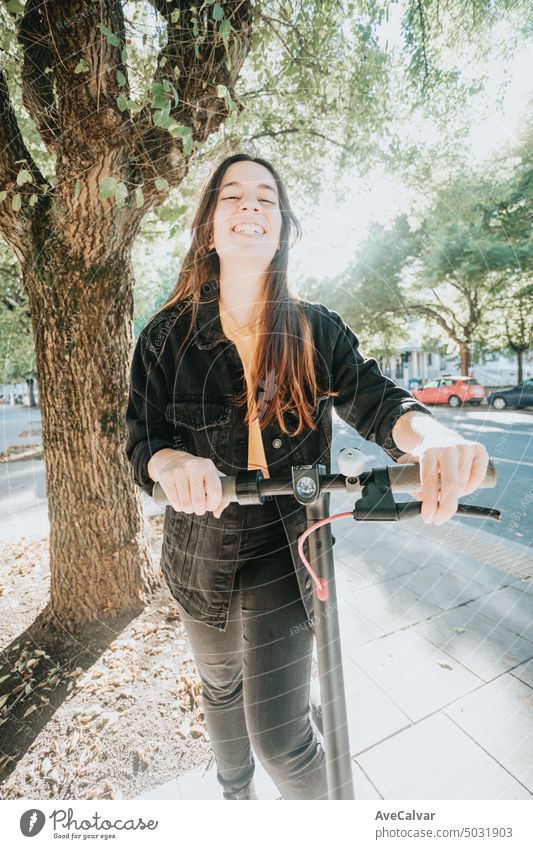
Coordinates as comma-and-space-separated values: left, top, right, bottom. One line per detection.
450, 557, 520, 593
510, 579, 533, 597
444, 674, 533, 792
348, 628, 482, 722
378, 562, 490, 611
342, 575, 443, 634
176, 755, 279, 800
464, 585, 533, 643
351, 760, 382, 800
336, 596, 384, 647
341, 658, 412, 755
335, 549, 418, 587
356, 712, 532, 800
414, 605, 533, 681
510, 657, 533, 688
134, 777, 183, 800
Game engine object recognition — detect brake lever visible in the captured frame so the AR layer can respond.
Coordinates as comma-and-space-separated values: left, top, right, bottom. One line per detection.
353, 467, 501, 522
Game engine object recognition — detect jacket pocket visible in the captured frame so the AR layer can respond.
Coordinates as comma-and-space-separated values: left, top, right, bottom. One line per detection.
164, 399, 232, 459
164, 399, 232, 429
161, 509, 194, 587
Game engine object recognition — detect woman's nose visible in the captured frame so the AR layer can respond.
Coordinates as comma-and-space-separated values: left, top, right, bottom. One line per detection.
239, 196, 260, 211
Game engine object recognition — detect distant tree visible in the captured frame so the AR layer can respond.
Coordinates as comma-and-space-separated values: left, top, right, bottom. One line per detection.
0, 247, 38, 403
403, 124, 533, 373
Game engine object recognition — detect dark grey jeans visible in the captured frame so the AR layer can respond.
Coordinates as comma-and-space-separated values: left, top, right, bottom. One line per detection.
173, 496, 328, 800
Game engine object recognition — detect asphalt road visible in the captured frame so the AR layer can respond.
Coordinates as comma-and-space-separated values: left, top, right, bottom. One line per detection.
1, 402, 532, 546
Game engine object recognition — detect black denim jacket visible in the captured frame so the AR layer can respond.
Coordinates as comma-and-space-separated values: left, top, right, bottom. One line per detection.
125, 287, 434, 631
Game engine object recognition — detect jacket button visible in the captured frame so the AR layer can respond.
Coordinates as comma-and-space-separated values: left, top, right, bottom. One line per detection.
272, 438, 282, 449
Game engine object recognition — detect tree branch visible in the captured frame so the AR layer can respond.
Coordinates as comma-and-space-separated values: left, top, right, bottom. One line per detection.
17, 0, 59, 151
131, 0, 254, 203
0, 69, 46, 261
408, 302, 462, 345
248, 125, 353, 153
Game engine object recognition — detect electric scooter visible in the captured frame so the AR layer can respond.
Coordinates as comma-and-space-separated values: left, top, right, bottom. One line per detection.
153, 449, 499, 800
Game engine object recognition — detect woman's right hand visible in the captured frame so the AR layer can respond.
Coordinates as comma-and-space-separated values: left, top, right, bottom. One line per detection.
156, 453, 231, 518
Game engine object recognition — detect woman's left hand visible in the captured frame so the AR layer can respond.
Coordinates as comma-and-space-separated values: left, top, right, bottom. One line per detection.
397, 433, 489, 525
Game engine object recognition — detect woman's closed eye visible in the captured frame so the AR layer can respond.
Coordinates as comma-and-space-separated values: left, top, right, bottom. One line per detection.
222, 196, 276, 204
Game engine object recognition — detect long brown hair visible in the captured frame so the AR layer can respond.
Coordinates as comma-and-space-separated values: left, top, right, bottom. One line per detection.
151, 152, 338, 436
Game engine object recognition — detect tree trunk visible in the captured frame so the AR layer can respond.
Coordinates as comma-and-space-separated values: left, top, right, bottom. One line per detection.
25, 244, 157, 637
517, 349, 523, 384
459, 342, 470, 375
27, 376, 36, 407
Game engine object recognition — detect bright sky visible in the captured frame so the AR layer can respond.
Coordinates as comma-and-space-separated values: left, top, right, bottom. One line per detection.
288, 36, 532, 284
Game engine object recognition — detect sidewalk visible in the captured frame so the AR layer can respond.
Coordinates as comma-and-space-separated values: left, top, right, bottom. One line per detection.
136, 491, 533, 800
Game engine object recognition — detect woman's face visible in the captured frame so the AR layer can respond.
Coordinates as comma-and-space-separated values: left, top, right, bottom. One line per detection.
208, 160, 283, 269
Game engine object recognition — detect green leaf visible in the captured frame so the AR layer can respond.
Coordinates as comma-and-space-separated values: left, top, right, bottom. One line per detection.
169, 124, 188, 136
219, 19, 232, 39
155, 205, 181, 223
116, 95, 128, 112
155, 178, 169, 193
154, 109, 174, 129
16, 169, 32, 186
151, 83, 166, 96
212, 4, 224, 22
135, 187, 144, 209
168, 125, 193, 155
127, 99, 142, 114
74, 58, 89, 74
0, 191, 7, 203
115, 181, 128, 208
170, 9, 180, 23
6, 0, 24, 13
96, 23, 120, 47
29, 194, 38, 207
12, 193, 21, 211
74, 178, 81, 199
121, 47, 128, 63
116, 70, 126, 87
99, 176, 117, 200
151, 93, 169, 110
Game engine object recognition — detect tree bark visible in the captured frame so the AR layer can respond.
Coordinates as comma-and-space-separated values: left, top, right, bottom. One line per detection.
24, 244, 155, 635
517, 349, 523, 384
460, 342, 470, 375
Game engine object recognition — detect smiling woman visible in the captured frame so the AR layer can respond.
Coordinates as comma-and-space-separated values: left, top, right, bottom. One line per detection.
125, 150, 487, 802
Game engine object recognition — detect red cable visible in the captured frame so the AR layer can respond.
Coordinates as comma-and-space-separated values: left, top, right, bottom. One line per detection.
296, 511, 353, 602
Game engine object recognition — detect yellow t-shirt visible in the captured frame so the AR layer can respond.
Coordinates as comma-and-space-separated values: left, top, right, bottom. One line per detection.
219, 313, 270, 479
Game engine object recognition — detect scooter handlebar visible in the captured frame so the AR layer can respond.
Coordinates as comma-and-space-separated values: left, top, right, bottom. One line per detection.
152, 457, 497, 506
386, 457, 497, 493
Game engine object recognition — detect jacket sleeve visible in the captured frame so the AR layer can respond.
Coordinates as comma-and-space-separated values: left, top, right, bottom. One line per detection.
124, 327, 186, 497
328, 307, 434, 461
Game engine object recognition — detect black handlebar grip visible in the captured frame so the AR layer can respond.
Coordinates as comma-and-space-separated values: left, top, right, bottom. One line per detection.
152, 474, 237, 507
387, 457, 497, 493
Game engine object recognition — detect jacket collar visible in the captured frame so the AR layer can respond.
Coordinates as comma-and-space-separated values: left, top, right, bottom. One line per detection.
193, 280, 229, 350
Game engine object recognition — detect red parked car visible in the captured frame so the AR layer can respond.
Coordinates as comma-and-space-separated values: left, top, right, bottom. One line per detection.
412, 375, 486, 408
